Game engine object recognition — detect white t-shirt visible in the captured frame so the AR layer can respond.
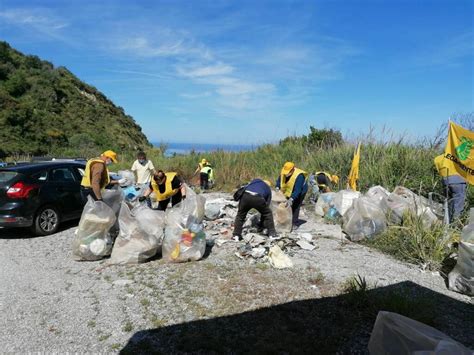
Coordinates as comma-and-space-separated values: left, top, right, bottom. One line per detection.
131, 159, 155, 184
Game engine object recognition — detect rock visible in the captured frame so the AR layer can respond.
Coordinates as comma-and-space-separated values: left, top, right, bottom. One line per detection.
112, 279, 134, 286
312, 223, 343, 240
296, 240, 316, 251
251, 247, 266, 258
299, 233, 313, 242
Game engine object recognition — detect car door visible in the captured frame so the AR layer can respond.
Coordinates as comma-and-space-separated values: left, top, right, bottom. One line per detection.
47, 166, 82, 220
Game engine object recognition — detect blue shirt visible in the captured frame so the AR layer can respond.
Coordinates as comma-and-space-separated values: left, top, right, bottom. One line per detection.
245, 179, 272, 205
276, 173, 308, 200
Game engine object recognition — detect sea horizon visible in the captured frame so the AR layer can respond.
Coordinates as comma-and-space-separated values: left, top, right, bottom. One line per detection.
153, 142, 258, 157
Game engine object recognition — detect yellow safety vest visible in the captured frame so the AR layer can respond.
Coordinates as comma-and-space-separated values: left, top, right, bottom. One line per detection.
150, 172, 179, 201
81, 158, 110, 189
434, 154, 449, 177
315, 171, 331, 188
281, 168, 308, 198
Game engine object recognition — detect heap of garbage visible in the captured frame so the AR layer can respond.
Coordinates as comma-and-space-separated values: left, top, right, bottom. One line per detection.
314, 185, 443, 242
72, 169, 207, 264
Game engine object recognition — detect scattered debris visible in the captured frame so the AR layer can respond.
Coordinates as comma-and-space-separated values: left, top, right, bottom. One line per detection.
268, 245, 293, 269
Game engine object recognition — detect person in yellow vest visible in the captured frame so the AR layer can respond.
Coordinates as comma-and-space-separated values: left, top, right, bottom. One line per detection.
193, 158, 213, 190
275, 162, 309, 228
80, 150, 122, 202
314, 171, 340, 193
434, 154, 467, 222
139, 170, 186, 211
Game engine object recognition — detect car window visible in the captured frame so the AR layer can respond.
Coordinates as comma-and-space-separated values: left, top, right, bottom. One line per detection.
0, 171, 18, 183
31, 170, 48, 182
49, 168, 77, 182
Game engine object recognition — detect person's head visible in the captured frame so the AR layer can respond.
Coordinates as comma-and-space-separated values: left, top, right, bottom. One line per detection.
201, 158, 208, 166
101, 150, 118, 166
281, 161, 295, 178
137, 151, 147, 164
153, 170, 166, 184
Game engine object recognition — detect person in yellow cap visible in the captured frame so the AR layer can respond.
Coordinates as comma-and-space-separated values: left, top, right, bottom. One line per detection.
193, 158, 214, 190
314, 171, 340, 193
139, 170, 186, 211
81, 150, 122, 201
275, 162, 309, 228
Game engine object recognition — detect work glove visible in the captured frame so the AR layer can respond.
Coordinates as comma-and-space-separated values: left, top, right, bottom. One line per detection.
117, 178, 127, 185
275, 187, 280, 192
286, 198, 294, 208
138, 196, 147, 202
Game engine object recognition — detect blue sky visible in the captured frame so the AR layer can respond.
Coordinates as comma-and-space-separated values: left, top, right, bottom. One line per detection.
0, 0, 472, 145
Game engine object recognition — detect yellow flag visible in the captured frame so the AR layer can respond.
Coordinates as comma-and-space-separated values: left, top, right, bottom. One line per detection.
347, 143, 361, 191
439, 121, 474, 185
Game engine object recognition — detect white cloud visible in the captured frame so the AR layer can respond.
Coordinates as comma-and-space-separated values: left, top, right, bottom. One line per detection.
177, 63, 234, 78
0, 8, 68, 35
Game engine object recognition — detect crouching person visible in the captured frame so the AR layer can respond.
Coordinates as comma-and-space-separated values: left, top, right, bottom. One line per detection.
139, 170, 186, 211
233, 179, 277, 241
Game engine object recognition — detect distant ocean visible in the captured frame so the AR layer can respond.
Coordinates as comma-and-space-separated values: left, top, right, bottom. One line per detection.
154, 142, 256, 157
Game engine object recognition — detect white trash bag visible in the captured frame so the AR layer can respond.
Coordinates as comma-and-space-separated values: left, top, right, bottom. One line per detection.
117, 170, 135, 187
343, 196, 387, 241
72, 197, 116, 261
368, 311, 472, 355
162, 207, 206, 263
314, 192, 336, 217
271, 190, 292, 233
448, 208, 474, 296
110, 202, 164, 265
332, 190, 361, 217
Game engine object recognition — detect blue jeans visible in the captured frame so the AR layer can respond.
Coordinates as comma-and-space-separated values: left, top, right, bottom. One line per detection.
445, 182, 467, 222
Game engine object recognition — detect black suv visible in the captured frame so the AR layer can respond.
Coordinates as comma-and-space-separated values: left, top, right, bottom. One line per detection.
0, 161, 86, 235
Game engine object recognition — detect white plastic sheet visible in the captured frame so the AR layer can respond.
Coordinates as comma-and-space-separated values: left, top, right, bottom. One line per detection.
332, 190, 361, 216
368, 311, 471, 355
117, 170, 135, 187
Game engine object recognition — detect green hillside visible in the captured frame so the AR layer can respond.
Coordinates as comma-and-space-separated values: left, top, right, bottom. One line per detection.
0, 41, 151, 158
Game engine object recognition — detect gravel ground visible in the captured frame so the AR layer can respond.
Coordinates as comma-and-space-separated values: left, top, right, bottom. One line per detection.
0, 192, 472, 354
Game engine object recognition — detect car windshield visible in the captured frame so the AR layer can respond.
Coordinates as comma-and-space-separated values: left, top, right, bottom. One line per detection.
0, 171, 18, 183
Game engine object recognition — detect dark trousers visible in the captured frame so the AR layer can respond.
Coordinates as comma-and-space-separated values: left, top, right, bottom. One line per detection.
233, 192, 276, 237
445, 182, 467, 222
292, 191, 307, 224
200, 172, 209, 190
81, 187, 99, 203
156, 190, 183, 211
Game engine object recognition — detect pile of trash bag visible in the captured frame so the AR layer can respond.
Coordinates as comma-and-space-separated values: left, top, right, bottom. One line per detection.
109, 202, 165, 265
162, 186, 207, 263
72, 197, 117, 261
314, 185, 442, 242
448, 208, 474, 296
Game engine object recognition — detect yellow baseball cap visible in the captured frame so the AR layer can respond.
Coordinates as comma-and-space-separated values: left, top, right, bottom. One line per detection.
201, 158, 208, 164
102, 150, 118, 163
331, 175, 340, 184
281, 161, 295, 175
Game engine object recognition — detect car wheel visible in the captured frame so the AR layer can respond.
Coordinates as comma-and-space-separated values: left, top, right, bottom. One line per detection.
33, 205, 60, 236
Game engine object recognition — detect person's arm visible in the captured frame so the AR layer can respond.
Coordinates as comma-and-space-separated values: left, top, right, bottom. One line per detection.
193, 165, 200, 175
290, 174, 305, 200
90, 163, 104, 200
148, 161, 156, 174
172, 176, 186, 198
275, 176, 281, 189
